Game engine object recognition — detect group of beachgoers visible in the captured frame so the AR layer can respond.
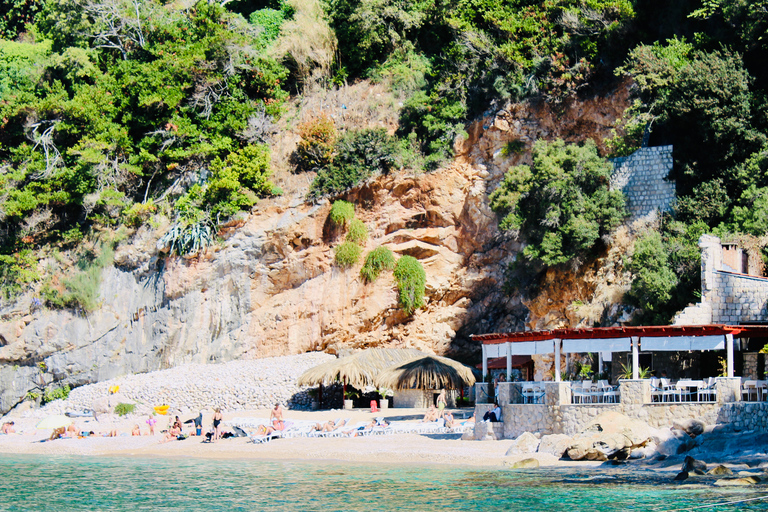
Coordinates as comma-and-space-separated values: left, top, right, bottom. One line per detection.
418, 389, 470, 428
40, 407, 228, 443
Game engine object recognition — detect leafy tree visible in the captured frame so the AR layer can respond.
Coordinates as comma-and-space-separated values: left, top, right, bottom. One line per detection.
490, 139, 626, 267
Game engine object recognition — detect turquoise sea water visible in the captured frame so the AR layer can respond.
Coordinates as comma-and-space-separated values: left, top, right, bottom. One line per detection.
0, 455, 766, 511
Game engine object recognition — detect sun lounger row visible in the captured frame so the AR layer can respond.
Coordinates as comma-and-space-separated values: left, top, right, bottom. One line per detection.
228, 417, 473, 443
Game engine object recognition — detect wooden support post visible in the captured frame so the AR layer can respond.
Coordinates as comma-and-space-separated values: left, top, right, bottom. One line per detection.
554, 338, 561, 382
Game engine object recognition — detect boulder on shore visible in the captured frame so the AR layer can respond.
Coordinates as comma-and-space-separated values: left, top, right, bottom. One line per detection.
537, 434, 572, 458
505, 432, 540, 456
713, 477, 760, 486
673, 419, 705, 438
566, 411, 652, 461
682, 456, 707, 475
707, 465, 733, 476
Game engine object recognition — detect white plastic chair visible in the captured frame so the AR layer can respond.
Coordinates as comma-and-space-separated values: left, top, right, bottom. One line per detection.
649, 378, 663, 402
758, 381, 768, 402
660, 378, 678, 402
522, 384, 535, 404
571, 381, 585, 404
599, 380, 619, 403
742, 380, 758, 402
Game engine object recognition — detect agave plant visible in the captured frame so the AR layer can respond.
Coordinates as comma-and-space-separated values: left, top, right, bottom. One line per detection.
157, 220, 214, 257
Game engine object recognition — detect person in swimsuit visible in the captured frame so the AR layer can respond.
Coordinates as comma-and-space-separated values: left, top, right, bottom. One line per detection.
436, 389, 447, 418
270, 403, 285, 430
212, 408, 223, 441
146, 415, 156, 435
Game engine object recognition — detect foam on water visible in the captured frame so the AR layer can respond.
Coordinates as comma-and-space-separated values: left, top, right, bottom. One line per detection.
0, 455, 766, 511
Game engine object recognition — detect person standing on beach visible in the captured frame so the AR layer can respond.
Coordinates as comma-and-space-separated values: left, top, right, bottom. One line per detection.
146, 415, 156, 436
436, 389, 447, 418
212, 408, 223, 441
270, 403, 285, 430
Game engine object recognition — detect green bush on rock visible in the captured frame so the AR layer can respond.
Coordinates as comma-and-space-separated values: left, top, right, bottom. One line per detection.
329, 200, 355, 226
393, 255, 426, 315
334, 241, 363, 267
360, 246, 396, 283
346, 219, 368, 245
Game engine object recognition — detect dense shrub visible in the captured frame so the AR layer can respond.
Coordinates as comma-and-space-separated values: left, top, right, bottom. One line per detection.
346, 219, 368, 245
295, 113, 338, 173
490, 139, 626, 267
393, 255, 426, 315
42, 385, 70, 405
205, 144, 274, 219
0, 250, 39, 301
115, 403, 136, 416
334, 241, 362, 267
329, 200, 355, 226
0, 0, 290, 259
360, 246, 396, 283
625, 220, 706, 325
309, 128, 399, 197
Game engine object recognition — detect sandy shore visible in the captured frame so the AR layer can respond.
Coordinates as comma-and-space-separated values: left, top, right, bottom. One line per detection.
0, 407, 600, 468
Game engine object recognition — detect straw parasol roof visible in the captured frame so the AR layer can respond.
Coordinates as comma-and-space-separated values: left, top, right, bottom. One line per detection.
297, 348, 425, 389
374, 355, 476, 391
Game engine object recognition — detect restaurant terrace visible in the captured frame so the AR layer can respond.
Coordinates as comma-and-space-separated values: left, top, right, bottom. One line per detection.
469, 325, 768, 440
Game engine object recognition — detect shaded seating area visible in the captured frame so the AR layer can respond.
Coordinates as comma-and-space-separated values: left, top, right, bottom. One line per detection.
741, 380, 768, 402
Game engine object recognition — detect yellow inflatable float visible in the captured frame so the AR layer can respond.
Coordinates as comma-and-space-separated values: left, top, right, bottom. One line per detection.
153, 405, 170, 415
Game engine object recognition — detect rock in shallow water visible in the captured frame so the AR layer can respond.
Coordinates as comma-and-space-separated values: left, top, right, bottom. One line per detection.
506, 458, 540, 469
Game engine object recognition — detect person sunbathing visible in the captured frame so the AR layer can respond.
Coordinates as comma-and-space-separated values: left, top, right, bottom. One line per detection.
343, 420, 376, 436
161, 424, 181, 443
65, 423, 78, 438
132, 424, 141, 436
311, 419, 345, 433
421, 405, 439, 422
50, 427, 65, 440
1, 421, 15, 434
255, 424, 276, 436
443, 412, 456, 429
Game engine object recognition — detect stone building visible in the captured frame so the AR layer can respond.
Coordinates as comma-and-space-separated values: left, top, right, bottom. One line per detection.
674, 234, 768, 326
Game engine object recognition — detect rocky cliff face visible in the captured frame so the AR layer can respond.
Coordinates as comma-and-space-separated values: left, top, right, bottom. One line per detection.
0, 84, 633, 414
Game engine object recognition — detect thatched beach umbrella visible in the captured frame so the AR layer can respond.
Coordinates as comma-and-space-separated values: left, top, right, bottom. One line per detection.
374, 355, 476, 391
298, 348, 425, 389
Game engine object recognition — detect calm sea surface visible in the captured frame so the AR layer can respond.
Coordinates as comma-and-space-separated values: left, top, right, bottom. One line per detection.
0, 455, 766, 511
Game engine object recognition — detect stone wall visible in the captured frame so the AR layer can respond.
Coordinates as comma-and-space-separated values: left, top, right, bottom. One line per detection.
474, 377, 768, 439
610, 145, 675, 222
707, 272, 768, 323
719, 403, 768, 431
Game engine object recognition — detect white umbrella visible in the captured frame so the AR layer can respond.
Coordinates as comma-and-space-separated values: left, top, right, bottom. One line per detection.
36, 415, 73, 430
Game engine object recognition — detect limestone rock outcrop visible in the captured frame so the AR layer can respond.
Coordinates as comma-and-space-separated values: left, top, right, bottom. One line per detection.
0, 87, 633, 414
566, 411, 653, 461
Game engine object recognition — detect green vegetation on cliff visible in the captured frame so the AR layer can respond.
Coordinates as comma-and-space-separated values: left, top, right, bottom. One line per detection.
3, 0, 768, 326
490, 139, 626, 267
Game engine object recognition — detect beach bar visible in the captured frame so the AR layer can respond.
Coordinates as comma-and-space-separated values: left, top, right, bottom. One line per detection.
471, 325, 768, 440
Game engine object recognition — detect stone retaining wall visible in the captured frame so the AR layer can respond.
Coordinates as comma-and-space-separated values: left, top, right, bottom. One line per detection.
475, 378, 768, 439
610, 145, 675, 221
